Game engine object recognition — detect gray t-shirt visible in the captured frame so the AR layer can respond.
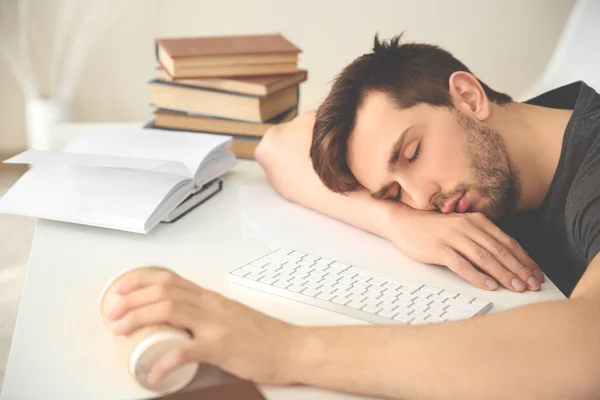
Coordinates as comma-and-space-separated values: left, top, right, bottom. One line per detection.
497, 81, 600, 297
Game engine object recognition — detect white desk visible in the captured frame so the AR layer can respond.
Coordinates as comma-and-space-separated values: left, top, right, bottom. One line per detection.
1, 126, 567, 400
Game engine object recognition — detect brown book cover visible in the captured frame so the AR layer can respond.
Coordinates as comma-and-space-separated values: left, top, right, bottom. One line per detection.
155, 33, 301, 78
149, 79, 298, 122
157, 67, 308, 97
156, 33, 301, 58
153, 107, 298, 137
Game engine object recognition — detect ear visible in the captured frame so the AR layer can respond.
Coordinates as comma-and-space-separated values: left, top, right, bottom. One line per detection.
448, 71, 491, 121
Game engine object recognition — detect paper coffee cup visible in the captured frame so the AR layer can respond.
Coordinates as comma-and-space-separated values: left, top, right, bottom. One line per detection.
100, 266, 198, 394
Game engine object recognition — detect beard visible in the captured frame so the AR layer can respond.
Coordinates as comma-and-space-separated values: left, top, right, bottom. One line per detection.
434, 111, 519, 220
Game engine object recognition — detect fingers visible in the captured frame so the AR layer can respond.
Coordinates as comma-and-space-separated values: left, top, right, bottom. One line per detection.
112, 300, 197, 335
470, 214, 545, 283
464, 225, 541, 291
447, 236, 530, 292
108, 284, 199, 321
443, 248, 499, 291
113, 268, 198, 295
147, 342, 202, 386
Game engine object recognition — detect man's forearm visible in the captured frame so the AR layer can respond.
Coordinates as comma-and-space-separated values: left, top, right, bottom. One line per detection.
285, 299, 600, 400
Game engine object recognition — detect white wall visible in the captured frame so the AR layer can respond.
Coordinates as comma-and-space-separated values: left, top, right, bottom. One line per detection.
0, 0, 575, 153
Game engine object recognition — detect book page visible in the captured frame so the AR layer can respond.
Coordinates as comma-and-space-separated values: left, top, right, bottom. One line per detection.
4, 150, 189, 177
65, 126, 233, 177
0, 165, 191, 233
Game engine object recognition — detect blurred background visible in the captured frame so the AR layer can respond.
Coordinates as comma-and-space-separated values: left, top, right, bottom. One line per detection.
0, 0, 576, 155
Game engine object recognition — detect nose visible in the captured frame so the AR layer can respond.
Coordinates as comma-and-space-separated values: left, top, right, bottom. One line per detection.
398, 178, 438, 212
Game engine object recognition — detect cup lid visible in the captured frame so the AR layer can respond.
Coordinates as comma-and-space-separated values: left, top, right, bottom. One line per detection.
129, 329, 198, 394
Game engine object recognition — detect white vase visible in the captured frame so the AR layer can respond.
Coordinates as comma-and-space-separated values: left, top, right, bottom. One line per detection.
25, 97, 72, 150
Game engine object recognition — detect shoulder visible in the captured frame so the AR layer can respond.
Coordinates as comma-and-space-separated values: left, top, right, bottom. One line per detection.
565, 129, 600, 263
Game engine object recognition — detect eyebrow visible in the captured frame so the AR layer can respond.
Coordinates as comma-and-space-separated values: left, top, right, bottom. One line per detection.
371, 127, 412, 200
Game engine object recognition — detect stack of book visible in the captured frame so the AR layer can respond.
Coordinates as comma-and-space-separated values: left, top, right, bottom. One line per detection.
147, 33, 307, 159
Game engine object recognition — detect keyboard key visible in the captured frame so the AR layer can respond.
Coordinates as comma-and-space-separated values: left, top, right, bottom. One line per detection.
263, 264, 281, 271
379, 302, 397, 311
394, 306, 412, 315
399, 293, 416, 302
398, 286, 419, 295
472, 298, 491, 308
413, 297, 431, 306
333, 283, 352, 292
393, 313, 414, 323
302, 255, 319, 262
455, 294, 475, 303
349, 286, 366, 295
242, 266, 265, 274
259, 276, 277, 284
369, 278, 386, 286
378, 308, 397, 319
421, 285, 443, 295
304, 281, 322, 290
364, 298, 382, 307
411, 311, 429, 320
348, 293, 366, 302
340, 270, 357, 278
317, 292, 335, 301
414, 290, 432, 299
410, 304, 429, 313
290, 278, 308, 286
338, 277, 357, 285
262, 270, 280, 278
427, 307, 446, 316
383, 289, 401, 297
354, 274, 370, 282
363, 304, 382, 314
319, 285, 335, 293
316, 258, 334, 266
290, 251, 306, 258
444, 299, 481, 312
365, 290, 382, 299
396, 280, 423, 290
306, 274, 323, 282
383, 282, 401, 290
273, 280, 291, 289
379, 295, 397, 303
410, 318, 430, 325
276, 274, 292, 282
393, 299, 412, 308
354, 280, 371, 288
332, 296, 350, 305
368, 285, 384, 293
426, 315, 446, 323
332, 289, 351, 298
302, 288, 320, 297
429, 294, 448, 303
288, 284, 304, 292
231, 269, 248, 277
440, 290, 459, 299
347, 300, 365, 309
245, 273, 262, 281
296, 260, 315, 268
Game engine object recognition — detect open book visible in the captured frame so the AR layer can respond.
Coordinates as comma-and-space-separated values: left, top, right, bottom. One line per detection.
0, 127, 236, 233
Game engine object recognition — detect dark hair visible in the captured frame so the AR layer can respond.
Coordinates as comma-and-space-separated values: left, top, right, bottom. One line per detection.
310, 33, 512, 193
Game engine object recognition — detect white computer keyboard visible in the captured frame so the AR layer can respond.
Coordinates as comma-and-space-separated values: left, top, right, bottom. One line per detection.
229, 249, 493, 325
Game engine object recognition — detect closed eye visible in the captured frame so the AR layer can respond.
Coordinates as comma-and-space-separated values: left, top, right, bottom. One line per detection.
409, 143, 421, 163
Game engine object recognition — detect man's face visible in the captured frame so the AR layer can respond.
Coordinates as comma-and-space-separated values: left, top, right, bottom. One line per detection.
346, 91, 518, 219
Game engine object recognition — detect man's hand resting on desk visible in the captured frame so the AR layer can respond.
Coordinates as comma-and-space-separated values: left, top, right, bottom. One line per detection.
256, 112, 543, 292
108, 270, 295, 386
